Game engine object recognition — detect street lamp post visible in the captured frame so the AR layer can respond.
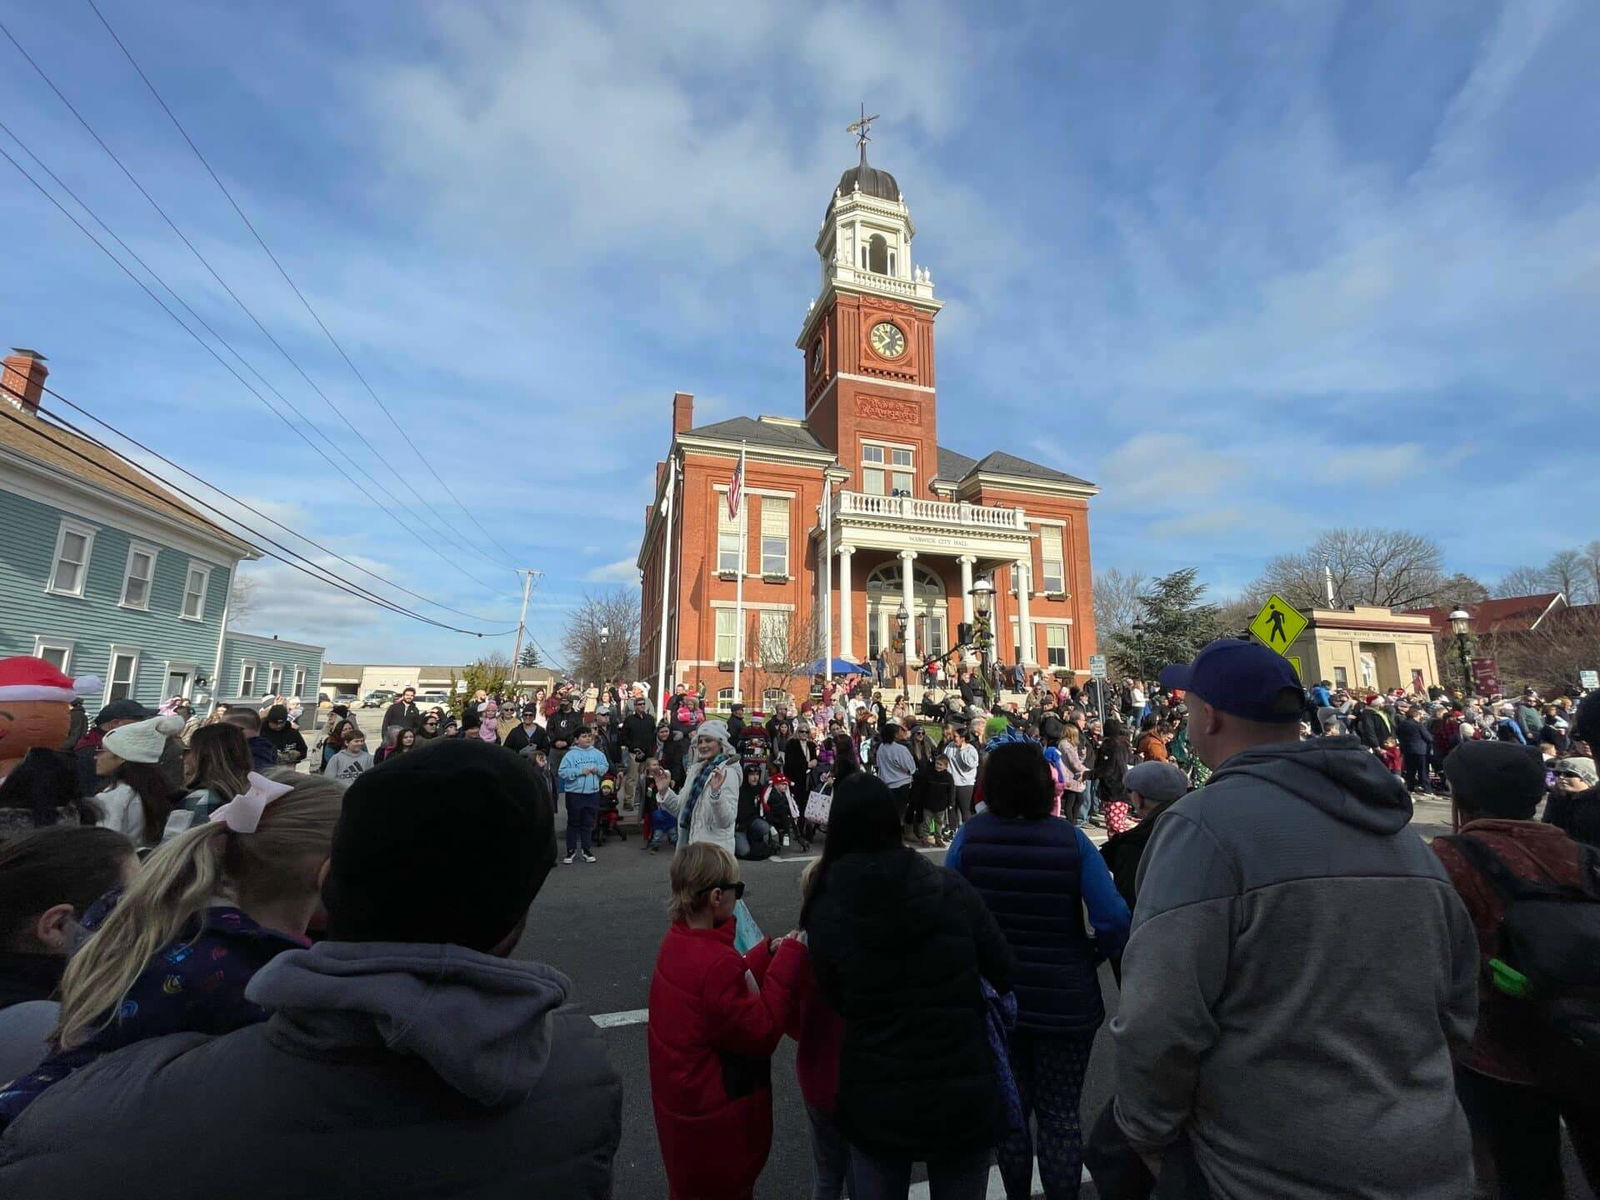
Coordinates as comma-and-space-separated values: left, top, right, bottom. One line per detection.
1448, 609, 1474, 699
895, 603, 910, 698
970, 576, 995, 707
599, 625, 610, 693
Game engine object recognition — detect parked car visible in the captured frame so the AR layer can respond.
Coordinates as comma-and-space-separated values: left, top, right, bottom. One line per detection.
416, 691, 452, 711
361, 689, 398, 709
333, 692, 358, 706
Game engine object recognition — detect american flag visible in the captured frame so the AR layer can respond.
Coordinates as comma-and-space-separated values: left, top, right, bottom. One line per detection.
727, 442, 745, 519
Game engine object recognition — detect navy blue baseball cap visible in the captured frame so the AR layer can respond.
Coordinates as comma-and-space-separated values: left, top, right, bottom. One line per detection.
1158, 639, 1305, 723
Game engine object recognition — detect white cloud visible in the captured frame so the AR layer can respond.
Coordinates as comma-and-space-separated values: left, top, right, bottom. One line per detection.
583, 558, 641, 584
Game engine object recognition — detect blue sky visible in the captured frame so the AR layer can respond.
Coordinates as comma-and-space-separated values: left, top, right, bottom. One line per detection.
3, 0, 1595, 664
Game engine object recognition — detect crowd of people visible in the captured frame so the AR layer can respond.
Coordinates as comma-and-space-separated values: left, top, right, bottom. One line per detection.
0, 644, 1598, 1198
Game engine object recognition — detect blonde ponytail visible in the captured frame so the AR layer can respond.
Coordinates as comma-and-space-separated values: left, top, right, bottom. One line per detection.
54, 771, 341, 1051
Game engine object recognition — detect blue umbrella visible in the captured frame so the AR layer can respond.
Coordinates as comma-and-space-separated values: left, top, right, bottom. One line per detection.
803, 657, 867, 676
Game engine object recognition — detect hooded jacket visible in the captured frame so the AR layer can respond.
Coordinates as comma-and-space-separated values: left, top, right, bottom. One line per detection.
1111, 736, 1477, 1200
806, 848, 1016, 1159
0, 941, 621, 1199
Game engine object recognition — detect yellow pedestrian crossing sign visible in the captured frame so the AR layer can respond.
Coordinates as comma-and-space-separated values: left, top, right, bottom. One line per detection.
1250, 594, 1307, 656
1288, 655, 1302, 679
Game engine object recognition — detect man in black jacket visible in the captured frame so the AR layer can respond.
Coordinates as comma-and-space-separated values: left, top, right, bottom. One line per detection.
1354, 695, 1393, 750
619, 697, 657, 810
504, 706, 550, 757
546, 697, 583, 801
1099, 760, 1189, 912
0, 740, 622, 1200
1394, 706, 1435, 794
381, 687, 421, 735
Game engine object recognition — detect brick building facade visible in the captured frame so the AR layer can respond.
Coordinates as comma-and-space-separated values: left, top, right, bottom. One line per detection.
635, 147, 1099, 706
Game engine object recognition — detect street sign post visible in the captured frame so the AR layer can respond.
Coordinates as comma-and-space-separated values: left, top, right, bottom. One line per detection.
1088, 655, 1108, 727
1089, 654, 1107, 679
1249, 593, 1307, 657
1581, 669, 1599, 690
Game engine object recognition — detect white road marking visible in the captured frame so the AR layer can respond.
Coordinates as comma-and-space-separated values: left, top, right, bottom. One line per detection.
908, 1162, 1089, 1198
590, 1008, 649, 1028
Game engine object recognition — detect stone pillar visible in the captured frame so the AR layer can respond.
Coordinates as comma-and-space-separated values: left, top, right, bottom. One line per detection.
837, 546, 855, 662
957, 555, 976, 630
899, 550, 919, 665
1015, 556, 1033, 667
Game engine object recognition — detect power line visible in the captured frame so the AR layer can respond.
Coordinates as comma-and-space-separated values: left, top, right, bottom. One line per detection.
0, 400, 517, 637
0, 134, 507, 595
85, 0, 523, 566
0, 16, 514, 578
3, 373, 513, 626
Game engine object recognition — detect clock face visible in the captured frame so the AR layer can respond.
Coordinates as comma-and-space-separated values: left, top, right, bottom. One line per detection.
869, 322, 906, 358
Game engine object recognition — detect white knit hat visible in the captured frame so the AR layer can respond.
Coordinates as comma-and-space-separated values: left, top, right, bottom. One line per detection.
102, 714, 185, 764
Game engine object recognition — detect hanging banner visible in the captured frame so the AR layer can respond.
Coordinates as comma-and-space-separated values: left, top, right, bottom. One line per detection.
1471, 657, 1500, 695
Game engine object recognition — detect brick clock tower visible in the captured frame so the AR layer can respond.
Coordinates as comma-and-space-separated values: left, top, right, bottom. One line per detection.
796, 136, 943, 498
637, 122, 1099, 709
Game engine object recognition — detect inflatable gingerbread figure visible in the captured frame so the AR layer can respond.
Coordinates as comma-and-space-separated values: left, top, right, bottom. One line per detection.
0, 656, 102, 839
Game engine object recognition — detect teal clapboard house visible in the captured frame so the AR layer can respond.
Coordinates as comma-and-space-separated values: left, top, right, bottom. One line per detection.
0, 349, 257, 710
218, 632, 325, 707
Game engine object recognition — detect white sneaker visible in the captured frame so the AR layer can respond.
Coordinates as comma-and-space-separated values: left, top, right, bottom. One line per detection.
562, 853, 575, 865
581, 852, 597, 863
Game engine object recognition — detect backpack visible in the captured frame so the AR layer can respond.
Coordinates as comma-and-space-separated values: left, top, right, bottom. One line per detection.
1446, 834, 1600, 1072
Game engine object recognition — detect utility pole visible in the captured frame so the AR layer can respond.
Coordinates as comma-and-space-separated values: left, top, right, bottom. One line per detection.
510, 570, 536, 689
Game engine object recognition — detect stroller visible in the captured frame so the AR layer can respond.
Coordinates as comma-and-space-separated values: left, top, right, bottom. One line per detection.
592, 775, 627, 846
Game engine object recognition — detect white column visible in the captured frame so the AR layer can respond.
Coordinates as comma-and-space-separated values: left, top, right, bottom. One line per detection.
957, 555, 976, 630
1015, 557, 1033, 666
837, 546, 855, 662
899, 550, 918, 664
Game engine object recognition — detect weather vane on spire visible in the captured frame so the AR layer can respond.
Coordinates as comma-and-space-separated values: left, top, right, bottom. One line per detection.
846, 103, 880, 168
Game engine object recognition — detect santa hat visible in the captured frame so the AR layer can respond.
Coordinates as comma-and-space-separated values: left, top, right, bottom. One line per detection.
769, 772, 790, 786
0, 656, 101, 704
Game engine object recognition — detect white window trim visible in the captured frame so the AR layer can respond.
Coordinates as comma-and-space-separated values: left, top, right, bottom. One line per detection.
292, 666, 307, 697
181, 561, 212, 622
162, 660, 199, 700
45, 517, 97, 599
104, 644, 141, 705
32, 636, 73, 672
267, 664, 283, 696
119, 541, 160, 611
239, 660, 258, 698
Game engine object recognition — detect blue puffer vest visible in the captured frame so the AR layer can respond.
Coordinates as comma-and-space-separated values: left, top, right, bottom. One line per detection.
955, 812, 1103, 1033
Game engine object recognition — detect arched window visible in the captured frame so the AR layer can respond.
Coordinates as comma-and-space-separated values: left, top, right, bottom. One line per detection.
867, 234, 888, 275
717, 687, 735, 708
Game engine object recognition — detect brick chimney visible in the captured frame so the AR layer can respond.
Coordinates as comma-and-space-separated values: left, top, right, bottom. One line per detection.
672, 391, 694, 436
1, 348, 48, 415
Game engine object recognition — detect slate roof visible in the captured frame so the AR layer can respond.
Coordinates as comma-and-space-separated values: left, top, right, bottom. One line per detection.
0, 401, 248, 547
682, 416, 830, 453
935, 445, 1094, 488
936, 445, 978, 479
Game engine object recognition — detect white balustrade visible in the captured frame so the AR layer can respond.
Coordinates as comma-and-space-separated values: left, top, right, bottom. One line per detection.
833, 490, 1025, 530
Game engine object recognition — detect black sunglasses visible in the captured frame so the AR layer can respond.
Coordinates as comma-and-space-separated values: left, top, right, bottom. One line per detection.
696, 880, 746, 899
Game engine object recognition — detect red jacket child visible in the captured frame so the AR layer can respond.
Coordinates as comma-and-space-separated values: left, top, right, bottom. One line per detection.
1378, 741, 1403, 774
648, 913, 805, 1199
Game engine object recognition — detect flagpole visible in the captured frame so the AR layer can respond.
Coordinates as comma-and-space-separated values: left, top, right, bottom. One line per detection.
733, 441, 747, 707
655, 454, 676, 718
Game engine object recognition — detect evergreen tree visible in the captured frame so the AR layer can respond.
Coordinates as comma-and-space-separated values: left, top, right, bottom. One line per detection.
1106, 568, 1225, 680
518, 645, 541, 669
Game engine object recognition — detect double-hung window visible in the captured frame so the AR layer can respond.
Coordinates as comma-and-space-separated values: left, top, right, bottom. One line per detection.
240, 662, 258, 697
48, 520, 95, 597
120, 543, 158, 609
181, 563, 211, 620
268, 665, 283, 696
758, 611, 790, 663
1046, 626, 1069, 668
293, 666, 307, 697
714, 611, 737, 665
760, 498, 790, 576
1039, 527, 1066, 594
861, 444, 914, 496
106, 648, 138, 702
716, 496, 742, 574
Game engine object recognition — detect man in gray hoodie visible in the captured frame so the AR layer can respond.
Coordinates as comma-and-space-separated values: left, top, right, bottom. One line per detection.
1112, 639, 1477, 1200
0, 739, 621, 1199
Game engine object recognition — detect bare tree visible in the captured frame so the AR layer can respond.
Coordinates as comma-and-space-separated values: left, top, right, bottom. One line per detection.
1492, 606, 1600, 695
227, 573, 258, 624
1585, 542, 1600, 605
1093, 568, 1147, 637
561, 588, 642, 685
1435, 572, 1491, 609
1545, 550, 1592, 604
1492, 564, 1554, 599
1213, 594, 1261, 636
755, 610, 822, 706
1254, 529, 1445, 611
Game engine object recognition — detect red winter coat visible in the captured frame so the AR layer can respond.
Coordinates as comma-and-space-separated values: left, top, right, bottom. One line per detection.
647, 919, 804, 1200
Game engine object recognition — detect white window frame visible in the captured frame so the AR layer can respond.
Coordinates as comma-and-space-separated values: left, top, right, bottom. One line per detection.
716, 495, 744, 575
163, 660, 198, 700
1039, 527, 1066, 595
292, 666, 307, 697
860, 440, 915, 496
181, 561, 212, 622
714, 610, 738, 666
46, 518, 97, 598
240, 661, 258, 698
716, 686, 735, 708
267, 664, 283, 696
758, 611, 789, 664
759, 497, 790, 577
105, 645, 140, 704
32, 637, 73, 673
119, 541, 159, 610
1046, 625, 1069, 669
